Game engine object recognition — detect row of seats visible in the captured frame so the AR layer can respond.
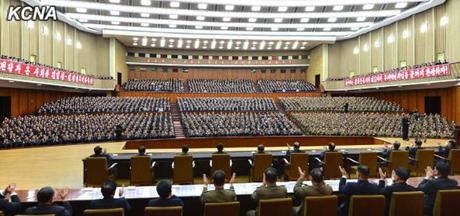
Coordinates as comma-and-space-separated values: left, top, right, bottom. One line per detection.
177, 97, 277, 112
123, 79, 316, 93
280, 97, 403, 112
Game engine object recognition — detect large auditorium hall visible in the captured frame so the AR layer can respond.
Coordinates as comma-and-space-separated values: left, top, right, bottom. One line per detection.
1, 0, 460, 216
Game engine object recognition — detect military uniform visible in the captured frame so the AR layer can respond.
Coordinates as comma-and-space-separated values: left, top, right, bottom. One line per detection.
246, 184, 288, 216
201, 186, 236, 203
293, 176, 333, 216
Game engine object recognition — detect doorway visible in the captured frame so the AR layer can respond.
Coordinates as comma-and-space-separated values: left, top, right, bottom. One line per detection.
315, 74, 320, 88
0, 96, 12, 121
424, 96, 441, 115
117, 72, 122, 85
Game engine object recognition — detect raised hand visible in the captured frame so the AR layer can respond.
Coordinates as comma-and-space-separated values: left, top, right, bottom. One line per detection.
119, 184, 124, 197
203, 174, 209, 186
425, 166, 434, 179
339, 166, 348, 177
58, 188, 69, 200
229, 173, 236, 185
298, 167, 306, 178
378, 168, 386, 180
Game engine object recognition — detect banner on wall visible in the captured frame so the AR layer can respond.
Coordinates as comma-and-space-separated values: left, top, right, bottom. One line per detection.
0, 58, 94, 85
344, 64, 450, 86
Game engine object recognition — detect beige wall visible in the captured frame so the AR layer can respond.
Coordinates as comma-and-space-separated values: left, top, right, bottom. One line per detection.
306, 45, 322, 84
328, 0, 460, 78
0, 0, 110, 76
114, 40, 128, 83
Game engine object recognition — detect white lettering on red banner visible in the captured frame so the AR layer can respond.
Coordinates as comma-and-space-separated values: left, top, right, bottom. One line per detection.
0, 58, 94, 85
344, 64, 450, 86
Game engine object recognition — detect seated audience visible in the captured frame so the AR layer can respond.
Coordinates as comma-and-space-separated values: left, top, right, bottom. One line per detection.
378, 167, 416, 216
89, 180, 131, 214
246, 168, 287, 216
182, 112, 302, 137
320, 142, 336, 160
418, 162, 458, 216
201, 170, 236, 203
293, 168, 333, 216
257, 80, 316, 93
286, 142, 303, 158
148, 180, 184, 207
178, 97, 277, 112
25, 187, 72, 216
123, 79, 184, 92
338, 165, 380, 216
437, 139, 457, 158
0, 183, 21, 216
188, 79, 257, 93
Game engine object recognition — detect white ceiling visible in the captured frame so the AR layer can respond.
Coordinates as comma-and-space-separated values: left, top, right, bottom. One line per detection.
32, 0, 443, 51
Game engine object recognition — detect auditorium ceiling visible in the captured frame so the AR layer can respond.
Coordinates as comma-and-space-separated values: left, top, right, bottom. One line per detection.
32, 0, 443, 51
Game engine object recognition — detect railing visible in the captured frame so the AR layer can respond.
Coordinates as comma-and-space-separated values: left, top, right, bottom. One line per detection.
324, 62, 460, 91
126, 57, 309, 67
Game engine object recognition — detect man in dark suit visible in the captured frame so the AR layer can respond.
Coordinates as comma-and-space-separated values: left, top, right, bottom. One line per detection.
286, 142, 303, 159
401, 114, 410, 140
89, 180, 131, 214
437, 139, 457, 158
138, 145, 147, 156
148, 180, 183, 207
338, 165, 380, 216
25, 187, 72, 216
378, 167, 416, 216
0, 183, 21, 216
214, 143, 226, 154
180, 144, 190, 155
90, 146, 114, 166
407, 139, 424, 159
320, 142, 336, 160
418, 162, 458, 216
381, 141, 401, 160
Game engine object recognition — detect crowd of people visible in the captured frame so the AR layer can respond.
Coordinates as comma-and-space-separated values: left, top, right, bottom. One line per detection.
290, 112, 455, 138
0, 113, 174, 148
281, 96, 403, 112
188, 79, 257, 93
177, 97, 277, 112
257, 80, 316, 93
181, 112, 302, 137
37, 97, 171, 114
122, 79, 185, 92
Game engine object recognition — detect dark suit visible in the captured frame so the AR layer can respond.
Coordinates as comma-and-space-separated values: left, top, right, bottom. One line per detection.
339, 178, 380, 216
378, 180, 417, 216
418, 177, 458, 215
147, 195, 184, 207
0, 194, 21, 216
89, 197, 131, 214
25, 202, 73, 216
407, 146, 423, 159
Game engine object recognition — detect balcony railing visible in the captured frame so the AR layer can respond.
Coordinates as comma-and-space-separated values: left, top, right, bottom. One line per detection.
126, 57, 309, 67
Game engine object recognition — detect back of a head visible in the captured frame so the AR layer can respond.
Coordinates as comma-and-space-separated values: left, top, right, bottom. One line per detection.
357, 165, 370, 178
415, 139, 423, 147
328, 142, 336, 151
212, 170, 226, 186
257, 144, 265, 153
393, 141, 401, 150
264, 167, 277, 184
182, 144, 189, 154
435, 161, 450, 178
394, 167, 410, 181
101, 180, 117, 198
293, 142, 300, 150
156, 180, 172, 199
216, 143, 224, 153
37, 187, 55, 203
138, 145, 146, 155
94, 146, 102, 155
310, 168, 324, 183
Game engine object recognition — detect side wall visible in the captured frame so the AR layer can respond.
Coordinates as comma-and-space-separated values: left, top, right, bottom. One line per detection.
0, 0, 110, 76
115, 40, 128, 84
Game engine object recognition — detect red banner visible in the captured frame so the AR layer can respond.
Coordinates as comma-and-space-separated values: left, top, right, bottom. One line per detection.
344, 64, 450, 86
0, 58, 94, 85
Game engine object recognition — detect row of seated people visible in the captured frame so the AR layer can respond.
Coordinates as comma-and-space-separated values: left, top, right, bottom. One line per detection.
291, 112, 455, 138
122, 79, 185, 92
37, 97, 171, 114
0, 113, 175, 148
181, 112, 302, 137
280, 97, 403, 112
257, 80, 316, 93
122, 79, 316, 93
2, 163, 458, 216
177, 97, 277, 112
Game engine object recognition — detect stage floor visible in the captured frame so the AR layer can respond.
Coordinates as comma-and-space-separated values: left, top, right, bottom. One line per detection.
0, 137, 447, 189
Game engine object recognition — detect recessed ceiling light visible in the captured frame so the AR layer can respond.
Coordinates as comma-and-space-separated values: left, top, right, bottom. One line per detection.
203, 46, 208, 49
395, 2, 408, 9
133, 42, 138, 46
151, 38, 156, 41
169, 39, 175, 43
110, 10, 120, 16
66, 37, 72, 45
323, 27, 331, 31
268, 41, 274, 45
285, 41, 291, 45
109, 0, 120, 3
278, 6, 288, 12
356, 17, 366, 22
328, 17, 337, 22
225, 5, 234, 11
235, 41, 241, 45
440, 16, 449, 26
252, 41, 258, 45
274, 18, 283, 23
168, 44, 174, 48
221, 26, 228, 30
267, 47, 272, 50
150, 44, 156, 47
284, 46, 289, 50
198, 3, 208, 9
141, 23, 149, 27
305, 6, 315, 11
169, 24, 177, 28
302, 42, 308, 45
76, 8, 87, 13
203, 40, 208, 44
353, 47, 359, 54
246, 27, 254, 31
374, 39, 381, 48
55, 32, 62, 41
248, 18, 257, 22
235, 47, 240, 50
363, 4, 374, 10
186, 45, 191, 48
219, 46, 224, 49
170, 2, 180, 8
140, 0, 151, 6
300, 18, 309, 23
363, 44, 369, 52
196, 16, 205, 21
169, 14, 178, 19
402, 29, 410, 38
271, 27, 279, 31
387, 34, 395, 44
333, 5, 344, 11
420, 22, 428, 33
251, 6, 261, 11
223, 17, 231, 22
186, 40, 191, 43
111, 21, 120, 25
140, 13, 149, 17
296, 27, 305, 31
251, 47, 256, 50
195, 25, 203, 29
